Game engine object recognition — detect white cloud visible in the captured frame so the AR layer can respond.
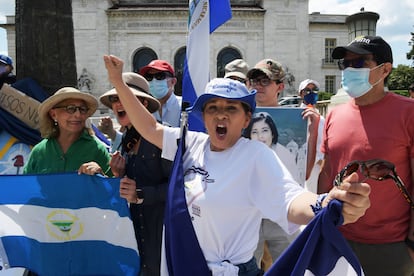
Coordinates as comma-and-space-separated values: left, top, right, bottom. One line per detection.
309, 0, 414, 66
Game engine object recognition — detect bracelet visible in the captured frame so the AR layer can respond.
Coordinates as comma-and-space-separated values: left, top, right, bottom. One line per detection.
135, 188, 144, 205
405, 237, 414, 250
311, 193, 328, 216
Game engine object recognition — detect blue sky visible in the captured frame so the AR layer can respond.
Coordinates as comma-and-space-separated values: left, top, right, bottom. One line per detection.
1, 0, 413, 66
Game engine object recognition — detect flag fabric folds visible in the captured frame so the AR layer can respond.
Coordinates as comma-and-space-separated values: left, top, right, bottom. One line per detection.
0, 173, 140, 276
265, 199, 364, 276
91, 123, 111, 150
183, 0, 232, 131
164, 125, 211, 275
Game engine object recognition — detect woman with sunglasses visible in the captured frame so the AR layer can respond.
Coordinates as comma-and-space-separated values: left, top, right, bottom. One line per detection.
23, 87, 111, 175
99, 72, 172, 276
104, 54, 371, 276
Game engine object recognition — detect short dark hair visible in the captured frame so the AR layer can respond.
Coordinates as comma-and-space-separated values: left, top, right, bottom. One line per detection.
242, 112, 278, 145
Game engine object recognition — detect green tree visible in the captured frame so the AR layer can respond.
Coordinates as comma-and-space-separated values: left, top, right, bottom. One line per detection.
388, 64, 414, 90
407, 30, 414, 66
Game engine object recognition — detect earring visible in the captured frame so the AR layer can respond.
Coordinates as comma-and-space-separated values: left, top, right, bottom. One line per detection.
54, 120, 58, 126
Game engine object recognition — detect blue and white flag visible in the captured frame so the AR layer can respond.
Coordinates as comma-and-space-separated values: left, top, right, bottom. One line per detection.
183, 0, 232, 131
0, 173, 140, 276
91, 123, 111, 148
266, 199, 364, 276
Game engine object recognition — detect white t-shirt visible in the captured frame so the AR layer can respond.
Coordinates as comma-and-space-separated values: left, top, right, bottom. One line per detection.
162, 127, 306, 265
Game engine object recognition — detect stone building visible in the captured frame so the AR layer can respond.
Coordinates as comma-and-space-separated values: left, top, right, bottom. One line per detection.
1, 0, 378, 114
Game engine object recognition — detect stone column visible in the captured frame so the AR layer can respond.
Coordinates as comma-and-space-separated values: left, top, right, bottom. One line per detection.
15, 0, 77, 95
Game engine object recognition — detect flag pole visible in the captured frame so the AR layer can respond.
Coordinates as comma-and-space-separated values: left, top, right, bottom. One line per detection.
179, 102, 190, 139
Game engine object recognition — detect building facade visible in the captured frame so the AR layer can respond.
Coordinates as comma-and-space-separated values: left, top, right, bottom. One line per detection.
1, 0, 377, 114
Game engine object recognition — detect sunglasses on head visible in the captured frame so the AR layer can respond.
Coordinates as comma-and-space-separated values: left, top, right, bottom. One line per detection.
337, 57, 374, 70
53, 105, 89, 114
334, 159, 414, 209
144, 72, 172, 81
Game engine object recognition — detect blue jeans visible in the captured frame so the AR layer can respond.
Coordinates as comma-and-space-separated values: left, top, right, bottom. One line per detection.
236, 257, 263, 276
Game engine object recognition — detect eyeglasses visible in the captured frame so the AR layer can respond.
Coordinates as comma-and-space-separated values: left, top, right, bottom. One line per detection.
108, 95, 120, 103
337, 57, 374, 70
334, 159, 414, 209
249, 78, 275, 87
144, 72, 172, 81
302, 88, 318, 94
53, 105, 89, 114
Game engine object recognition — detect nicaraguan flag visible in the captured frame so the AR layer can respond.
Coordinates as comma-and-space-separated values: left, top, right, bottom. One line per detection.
0, 173, 140, 276
164, 125, 210, 275
91, 123, 111, 149
183, 0, 232, 131
265, 199, 364, 276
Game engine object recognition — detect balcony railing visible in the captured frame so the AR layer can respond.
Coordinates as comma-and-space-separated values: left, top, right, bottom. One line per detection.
315, 100, 330, 117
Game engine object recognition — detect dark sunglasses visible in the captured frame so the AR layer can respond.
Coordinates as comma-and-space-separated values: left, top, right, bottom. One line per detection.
334, 159, 414, 209
337, 57, 374, 70
108, 95, 143, 105
108, 95, 120, 103
53, 105, 89, 114
144, 72, 172, 81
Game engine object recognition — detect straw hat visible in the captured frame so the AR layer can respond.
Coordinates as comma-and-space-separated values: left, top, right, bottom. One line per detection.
38, 87, 98, 138
100, 72, 160, 113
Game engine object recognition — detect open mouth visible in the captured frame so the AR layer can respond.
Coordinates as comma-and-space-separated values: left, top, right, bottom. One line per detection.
216, 124, 227, 136
117, 110, 126, 118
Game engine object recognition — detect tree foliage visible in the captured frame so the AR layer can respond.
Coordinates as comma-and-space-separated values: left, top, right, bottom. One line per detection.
317, 91, 332, 101
388, 64, 414, 90
406, 31, 414, 66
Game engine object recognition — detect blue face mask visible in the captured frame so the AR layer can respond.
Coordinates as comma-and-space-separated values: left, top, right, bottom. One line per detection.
149, 79, 169, 99
341, 65, 383, 98
303, 91, 318, 105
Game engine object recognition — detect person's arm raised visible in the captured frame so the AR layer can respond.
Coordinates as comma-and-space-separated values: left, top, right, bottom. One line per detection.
103, 55, 164, 149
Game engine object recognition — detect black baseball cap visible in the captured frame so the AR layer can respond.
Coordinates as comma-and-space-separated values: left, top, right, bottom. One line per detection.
332, 35, 393, 65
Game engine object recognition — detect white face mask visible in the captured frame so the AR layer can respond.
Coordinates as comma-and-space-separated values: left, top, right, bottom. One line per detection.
149, 79, 169, 99
341, 64, 383, 98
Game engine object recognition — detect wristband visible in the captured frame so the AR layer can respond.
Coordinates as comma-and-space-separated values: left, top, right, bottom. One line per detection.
405, 237, 414, 250
311, 193, 328, 216
135, 189, 144, 205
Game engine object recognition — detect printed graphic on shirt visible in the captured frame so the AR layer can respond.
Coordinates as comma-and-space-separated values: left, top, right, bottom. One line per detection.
184, 166, 214, 206
192, 204, 201, 217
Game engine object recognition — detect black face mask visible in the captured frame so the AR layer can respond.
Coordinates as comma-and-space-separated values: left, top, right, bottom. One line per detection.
121, 127, 141, 154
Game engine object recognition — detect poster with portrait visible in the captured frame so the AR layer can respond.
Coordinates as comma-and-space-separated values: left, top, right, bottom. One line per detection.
244, 107, 308, 186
